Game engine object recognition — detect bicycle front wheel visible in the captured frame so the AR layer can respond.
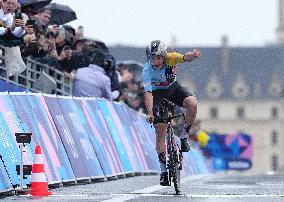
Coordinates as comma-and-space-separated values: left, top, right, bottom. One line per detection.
173, 151, 181, 195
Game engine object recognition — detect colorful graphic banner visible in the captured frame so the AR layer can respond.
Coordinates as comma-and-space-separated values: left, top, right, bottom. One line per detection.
202, 132, 252, 170
0, 157, 12, 191
56, 97, 104, 178
81, 99, 123, 176
10, 93, 75, 183
0, 93, 32, 187
129, 109, 160, 171
97, 100, 134, 173
113, 104, 144, 172
43, 95, 92, 179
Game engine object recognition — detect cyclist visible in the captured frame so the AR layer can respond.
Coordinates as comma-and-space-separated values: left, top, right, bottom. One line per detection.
142, 40, 201, 185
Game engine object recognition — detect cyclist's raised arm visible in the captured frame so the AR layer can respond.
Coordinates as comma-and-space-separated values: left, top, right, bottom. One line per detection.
183, 49, 201, 62
167, 49, 201, 66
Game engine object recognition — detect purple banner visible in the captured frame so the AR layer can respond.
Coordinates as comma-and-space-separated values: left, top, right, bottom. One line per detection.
135, 113, 160, 171
97, 99, 134, 173
43, 95, 92, 179
81, 99, 124, 176
55, 96, 104, 178
113, 103, 144, 172
9, 93, 75, 183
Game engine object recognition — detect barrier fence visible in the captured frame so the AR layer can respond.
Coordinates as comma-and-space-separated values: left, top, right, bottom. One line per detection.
0, 46, 72, 96
0, 92, 209, 195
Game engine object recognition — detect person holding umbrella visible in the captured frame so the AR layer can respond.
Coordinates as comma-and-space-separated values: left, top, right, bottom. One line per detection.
45, 3, 77, 25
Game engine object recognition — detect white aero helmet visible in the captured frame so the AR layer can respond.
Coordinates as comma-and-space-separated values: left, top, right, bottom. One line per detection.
148, 40, 167, 57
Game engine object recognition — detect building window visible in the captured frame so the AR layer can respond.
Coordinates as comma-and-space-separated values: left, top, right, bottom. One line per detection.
271, 107, 279, 119
210, 107, 218, 119
271, 155, 279, 171
237, 107, 245, 119
271, 130, 278, 146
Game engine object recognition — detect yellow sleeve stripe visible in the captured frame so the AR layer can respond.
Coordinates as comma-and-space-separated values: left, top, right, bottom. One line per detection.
166, 52, 185, 66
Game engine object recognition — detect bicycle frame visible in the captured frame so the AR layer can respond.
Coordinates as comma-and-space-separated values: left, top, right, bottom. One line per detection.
157, 98, 184, 195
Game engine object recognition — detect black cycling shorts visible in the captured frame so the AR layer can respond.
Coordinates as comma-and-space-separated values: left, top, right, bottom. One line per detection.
152, 82, 194, 124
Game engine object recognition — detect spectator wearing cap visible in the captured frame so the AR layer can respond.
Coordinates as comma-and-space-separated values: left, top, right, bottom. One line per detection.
72, 46, 113, 100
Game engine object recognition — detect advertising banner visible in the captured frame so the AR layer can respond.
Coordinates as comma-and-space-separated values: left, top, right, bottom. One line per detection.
56, 97, 104, 178
0, 93, 31, 187
10, 93, 75, 183
113, 103, 144, 172
96, 99, 133, 173
44, 95, 92, 179
135, 113, 160, 171
81, 99, 123, 176
0, 157, 12, 192
203, 132, 253, 170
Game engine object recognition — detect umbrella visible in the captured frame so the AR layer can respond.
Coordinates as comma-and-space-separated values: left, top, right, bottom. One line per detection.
45, 3, 77, 25
21, 0, 52, 10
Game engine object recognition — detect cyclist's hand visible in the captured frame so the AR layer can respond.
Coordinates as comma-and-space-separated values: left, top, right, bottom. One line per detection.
146, 114, 154, 123
193, 49, 201, 58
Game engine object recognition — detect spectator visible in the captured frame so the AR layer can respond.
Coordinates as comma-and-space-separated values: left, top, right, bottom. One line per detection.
0, 0, 26, 38
56, 45, 73, 72
0, 0, 26, 76
72, 46, 113, 100
31, 8, 51, 31
119, 66, 134, 83
73, 37, 87, 52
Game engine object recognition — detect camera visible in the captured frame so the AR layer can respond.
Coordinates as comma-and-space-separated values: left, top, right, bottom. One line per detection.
26, 19, 35, 26
46, 31, 56, 39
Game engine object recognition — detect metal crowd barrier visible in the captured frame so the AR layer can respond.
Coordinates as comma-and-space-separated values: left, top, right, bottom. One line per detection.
0, 46, 72, 96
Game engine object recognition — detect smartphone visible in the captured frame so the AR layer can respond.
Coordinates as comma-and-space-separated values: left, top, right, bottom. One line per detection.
26, 19, 35, 26
59, 27, 65, 37
15, 11, 23, 20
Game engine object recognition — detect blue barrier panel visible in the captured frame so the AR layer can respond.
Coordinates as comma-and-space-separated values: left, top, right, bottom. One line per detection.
43, 95, 92, 180
0, 80, 26, 92
86, 100, 124, 174
0, 93, 31, 187
181, 153, 194, 176
127, 108, 159, 172
135, 114, 160, 171
97, 99, 133, 173
81, 99, 123, 176
55, 96, 104, 179
58, 97, 111, 177
190, 149, 210, 174
0, 158, 12, 192
113, 103, 143, 172
9, 93, 75, 183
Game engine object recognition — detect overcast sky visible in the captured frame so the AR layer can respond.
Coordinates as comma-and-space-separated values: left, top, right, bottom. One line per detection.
52, 0, 278, 47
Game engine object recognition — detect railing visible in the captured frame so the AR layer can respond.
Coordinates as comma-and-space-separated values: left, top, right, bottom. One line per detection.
0, 46, 72, 96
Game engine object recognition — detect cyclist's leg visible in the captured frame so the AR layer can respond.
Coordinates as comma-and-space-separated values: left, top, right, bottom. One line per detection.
153, 89, 169, 185
168, 82, 196, 151
155, 123, 167, 168
183, 96, 197, 129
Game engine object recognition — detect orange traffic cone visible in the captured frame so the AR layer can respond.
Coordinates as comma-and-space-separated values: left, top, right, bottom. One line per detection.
30, 145, 52, 196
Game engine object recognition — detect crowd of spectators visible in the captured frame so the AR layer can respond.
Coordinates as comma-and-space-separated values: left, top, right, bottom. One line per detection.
0, 0, 146, 112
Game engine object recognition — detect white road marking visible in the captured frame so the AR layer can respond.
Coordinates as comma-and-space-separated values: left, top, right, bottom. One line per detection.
101, 175, 209, 202
185, 194, 284, 198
